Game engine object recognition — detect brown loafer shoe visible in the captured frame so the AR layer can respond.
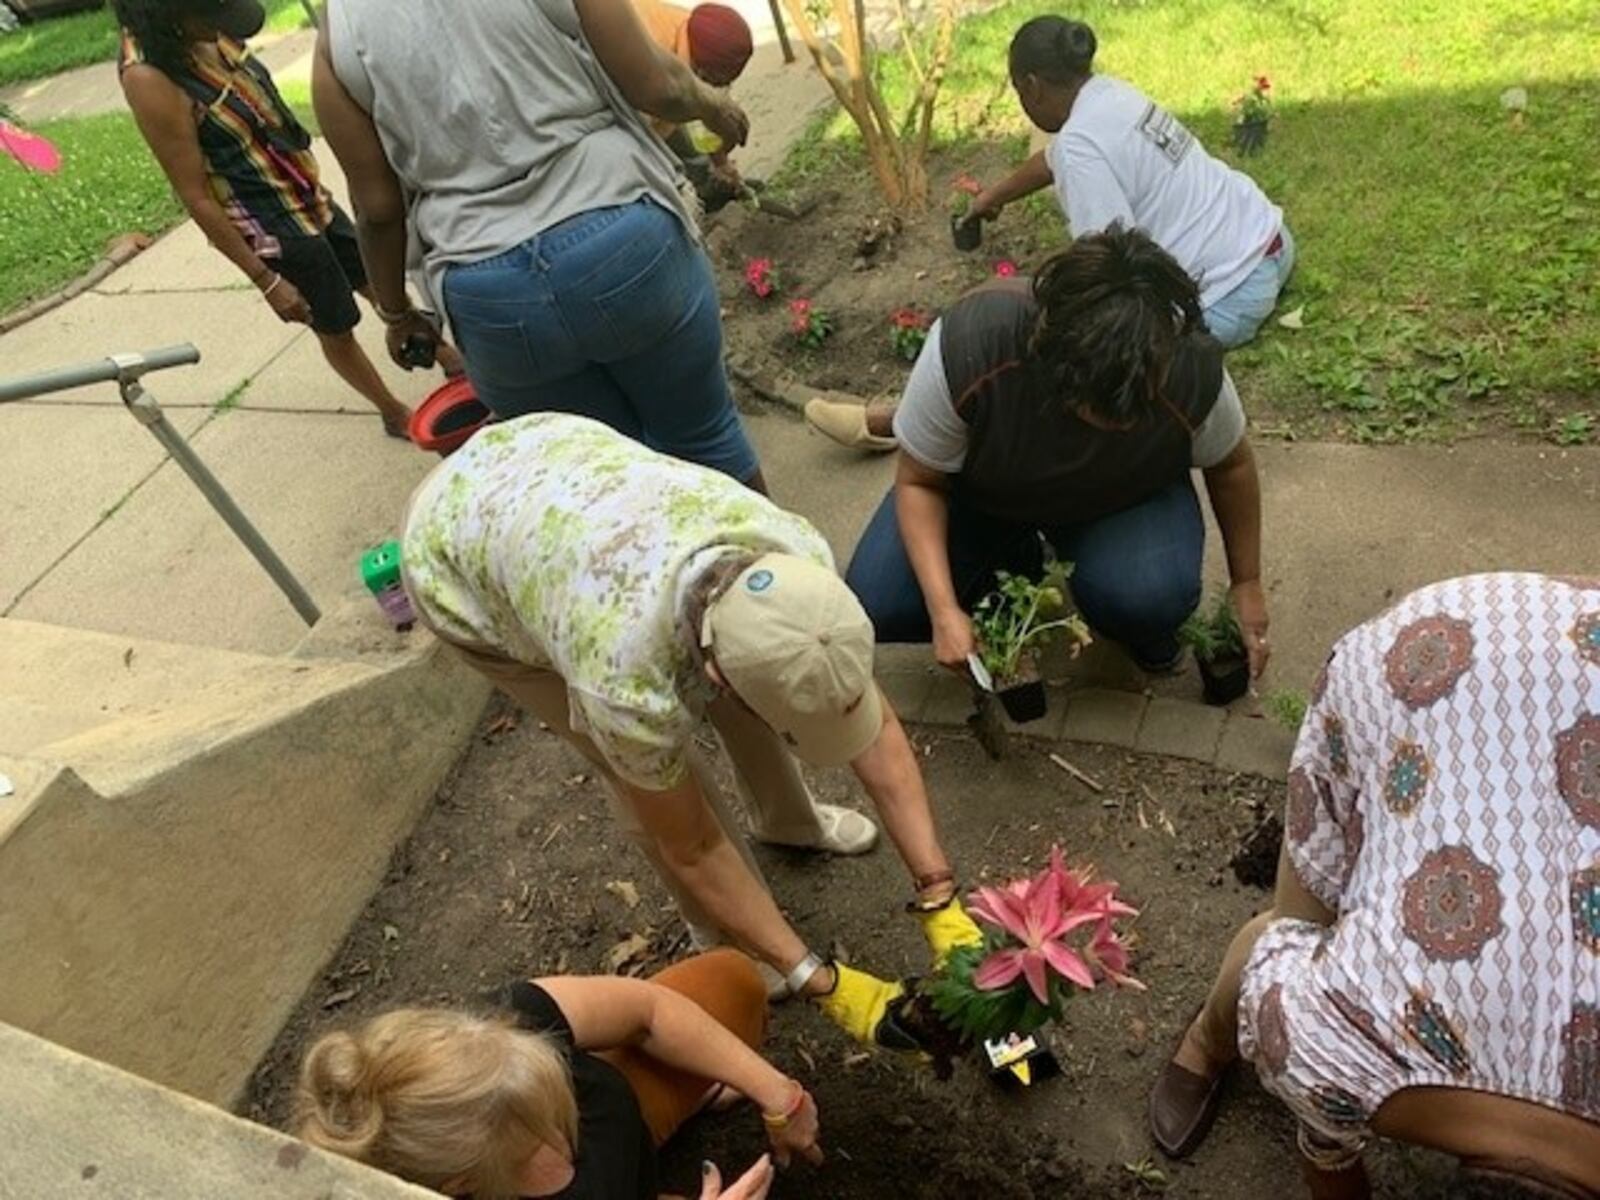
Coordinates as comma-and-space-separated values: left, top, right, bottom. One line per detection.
1149, 1055, 1230, 1159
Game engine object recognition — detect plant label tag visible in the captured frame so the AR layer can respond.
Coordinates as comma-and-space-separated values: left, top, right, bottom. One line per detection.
967, 653, 994, 693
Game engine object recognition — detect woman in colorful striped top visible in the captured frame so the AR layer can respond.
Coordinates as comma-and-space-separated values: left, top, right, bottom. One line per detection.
114, 0, 458, 439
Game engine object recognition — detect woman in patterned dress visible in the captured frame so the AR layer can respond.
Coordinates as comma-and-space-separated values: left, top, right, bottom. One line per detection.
1149, 573, 1600, 1199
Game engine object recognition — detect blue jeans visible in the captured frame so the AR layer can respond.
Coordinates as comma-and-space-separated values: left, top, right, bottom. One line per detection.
844, 480, 1205, 669
442, 199, 759, 482
1203, 225, 1297, 349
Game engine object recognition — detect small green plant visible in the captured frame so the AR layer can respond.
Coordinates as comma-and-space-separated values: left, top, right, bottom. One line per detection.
947, 173, 982, 218
1552, 413, 1594, 446
1263, 688, 1309, 731
214, 378, 250, 413
971, 562, 1091, 683
1178, 593, 1245, 664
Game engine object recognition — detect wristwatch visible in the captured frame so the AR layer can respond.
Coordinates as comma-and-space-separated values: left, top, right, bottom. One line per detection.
784, 951, 827, 997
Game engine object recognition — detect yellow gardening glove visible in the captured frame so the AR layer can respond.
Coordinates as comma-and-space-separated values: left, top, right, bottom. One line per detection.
917, 896, 984, 969
813, 963, 904, 1047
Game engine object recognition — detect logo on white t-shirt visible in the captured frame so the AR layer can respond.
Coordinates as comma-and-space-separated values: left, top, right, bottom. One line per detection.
1137, 102, 1194, 167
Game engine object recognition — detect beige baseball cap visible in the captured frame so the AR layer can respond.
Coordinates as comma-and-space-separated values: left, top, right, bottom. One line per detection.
702, 554, 883, 766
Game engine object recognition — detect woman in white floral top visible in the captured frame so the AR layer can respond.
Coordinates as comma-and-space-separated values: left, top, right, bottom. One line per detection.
402, 413, 985, 1047
1150, 573, 1600, 1200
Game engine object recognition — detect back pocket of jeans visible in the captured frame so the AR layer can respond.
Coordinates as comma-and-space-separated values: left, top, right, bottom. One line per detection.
586, 214, 692, 357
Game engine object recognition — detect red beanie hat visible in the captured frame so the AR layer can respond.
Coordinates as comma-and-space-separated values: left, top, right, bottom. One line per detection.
686, 4, 754, 86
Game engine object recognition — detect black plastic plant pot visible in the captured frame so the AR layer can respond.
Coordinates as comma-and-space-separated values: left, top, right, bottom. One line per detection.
951, 213, 982, 252
997, 679, 1048, 723
1232, 118, 1269, 155
1198, 655, 1250, 706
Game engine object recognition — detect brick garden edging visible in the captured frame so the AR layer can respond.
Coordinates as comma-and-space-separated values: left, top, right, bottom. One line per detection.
880, 668, 1295, 782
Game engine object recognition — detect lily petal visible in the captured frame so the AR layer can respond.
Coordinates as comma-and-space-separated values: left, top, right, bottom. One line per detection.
1041, 939, 1096, 990
973, 948, 1025, 991
1020, 949, 1051, 1005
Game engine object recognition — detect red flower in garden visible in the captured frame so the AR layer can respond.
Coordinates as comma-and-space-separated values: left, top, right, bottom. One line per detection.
789, 296, 812, 332
743, 257, 779, 299
994, 260, 1018, 277
1255, 75, 1272, 92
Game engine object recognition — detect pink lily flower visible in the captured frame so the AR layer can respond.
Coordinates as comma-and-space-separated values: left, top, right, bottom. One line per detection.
970, 848, 1110, 1003
1084, 916, 1147, 991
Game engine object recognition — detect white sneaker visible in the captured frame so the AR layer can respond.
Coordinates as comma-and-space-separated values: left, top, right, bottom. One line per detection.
756, 803, 879, 856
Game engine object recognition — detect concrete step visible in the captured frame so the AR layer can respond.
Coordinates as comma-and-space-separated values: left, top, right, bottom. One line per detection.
0, 618, 315, 758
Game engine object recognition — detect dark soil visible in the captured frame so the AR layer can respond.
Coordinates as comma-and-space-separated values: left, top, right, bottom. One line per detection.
707, 143, 1051, 409
242, 699, 1455, 1198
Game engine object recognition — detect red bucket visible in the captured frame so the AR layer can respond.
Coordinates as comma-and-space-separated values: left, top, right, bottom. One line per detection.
409, 377, 491, 456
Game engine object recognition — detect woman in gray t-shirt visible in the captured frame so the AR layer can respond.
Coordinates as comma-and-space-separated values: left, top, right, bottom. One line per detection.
313, 0, 766, 487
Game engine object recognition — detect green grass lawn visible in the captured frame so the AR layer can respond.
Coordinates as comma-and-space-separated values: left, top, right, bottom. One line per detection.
0, 80, 317, 316
0, 0, 313, 88
786, 0, 1600, 442
0, 108, 182, 312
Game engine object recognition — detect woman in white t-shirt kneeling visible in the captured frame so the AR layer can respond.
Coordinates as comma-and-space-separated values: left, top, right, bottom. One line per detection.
970, 16, 1294, 349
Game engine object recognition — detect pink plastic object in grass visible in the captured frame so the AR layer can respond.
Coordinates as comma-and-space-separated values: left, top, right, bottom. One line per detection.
0, 122, 61, 174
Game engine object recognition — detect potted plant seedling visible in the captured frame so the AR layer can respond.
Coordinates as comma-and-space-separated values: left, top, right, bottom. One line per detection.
1232, 75, 1273, 154
970, 562, 1091, 723
1180, 592, 1250, 705
949, 173, 984, 252
874, 846, 1144, 1080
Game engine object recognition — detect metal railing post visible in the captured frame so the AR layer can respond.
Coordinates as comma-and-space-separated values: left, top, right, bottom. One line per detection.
0, 346, 321, 629
115, 368, 322, 628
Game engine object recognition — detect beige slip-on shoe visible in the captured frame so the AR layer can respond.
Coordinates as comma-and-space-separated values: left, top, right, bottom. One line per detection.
804, 397, 898, 452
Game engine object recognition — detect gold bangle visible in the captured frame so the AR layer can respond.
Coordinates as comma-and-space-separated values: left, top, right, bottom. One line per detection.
760, 1082, 805, 1129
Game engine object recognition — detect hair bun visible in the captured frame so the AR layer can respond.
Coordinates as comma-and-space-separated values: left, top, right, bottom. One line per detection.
298, 1031, 384, 1154
1061, 20, 1097, 66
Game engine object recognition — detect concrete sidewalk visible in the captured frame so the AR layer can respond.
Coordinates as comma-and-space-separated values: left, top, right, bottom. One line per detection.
0, 28, 319, 124
3, 8, 1595, 677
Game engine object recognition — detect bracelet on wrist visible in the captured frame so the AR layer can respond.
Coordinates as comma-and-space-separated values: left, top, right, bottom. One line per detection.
260, 273, 283, 298
375, 301, 416, 325
760, 1081, 806, 1129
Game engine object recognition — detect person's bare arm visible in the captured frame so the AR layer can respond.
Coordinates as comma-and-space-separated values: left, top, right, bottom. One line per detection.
848, 692, 952, 897
121, 63, 310, 324
1202, 437, 1270, 677
538, 974, 821, 1165
311, 32, 435, 362
971, 150, 1053, 221
625, 773, 827, 993
893, 454, 973, 670
574, 0, 747, 147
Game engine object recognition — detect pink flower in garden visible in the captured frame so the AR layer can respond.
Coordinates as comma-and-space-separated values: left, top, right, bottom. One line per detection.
994, 260, 1018, 277
969, 847, 1129, 1004
1084, 916, 1146, 991
950, 172, 983, 196
789, 296, 813, 333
